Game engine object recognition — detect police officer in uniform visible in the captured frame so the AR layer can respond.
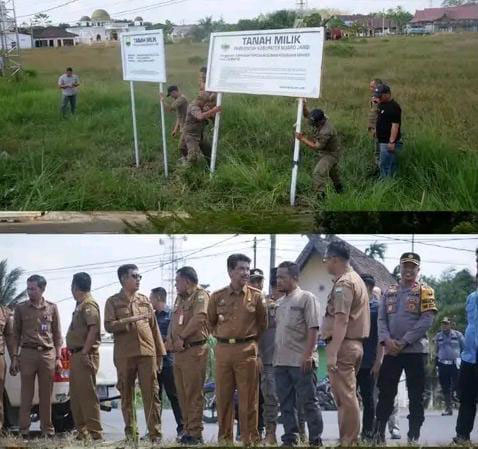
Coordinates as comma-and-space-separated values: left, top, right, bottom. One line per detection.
11, 275, 63, 438
295, 103, 343, 200
207, 254, 267, 446
66, 272, 103, 441
321, 241, 370, 446
168, 267, 210, 445
374, 253, 437, 444
104, 264, 166, 443
0, 304, 14, 435
434, 317, 464, 416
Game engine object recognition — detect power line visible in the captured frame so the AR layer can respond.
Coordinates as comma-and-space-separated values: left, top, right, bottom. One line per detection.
110, 0, 191, 17
17, 0, 80, 19
372, 235, 476, 253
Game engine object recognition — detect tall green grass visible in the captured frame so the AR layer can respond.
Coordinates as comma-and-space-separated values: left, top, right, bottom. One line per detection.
1, 34, 477, 213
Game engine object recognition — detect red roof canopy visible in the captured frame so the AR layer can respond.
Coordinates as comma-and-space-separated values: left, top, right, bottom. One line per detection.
411, 4, 478, 23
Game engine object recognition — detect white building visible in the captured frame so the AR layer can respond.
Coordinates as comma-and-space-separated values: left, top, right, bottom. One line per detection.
67, 9, 146, 45
33, 27, 79, 48
2, 32, 32, 49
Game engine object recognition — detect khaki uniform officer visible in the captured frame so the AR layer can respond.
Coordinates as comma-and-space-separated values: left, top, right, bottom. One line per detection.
296, 105, 343, 200
104, 264, 166, 443
321, 241, 370, 446
66, 272, 102, 441
179, 95, 221, 165
168, 267, 209, 445
11, 275, 63, 438
208, 253, 267, 446
0, 306, 14, 434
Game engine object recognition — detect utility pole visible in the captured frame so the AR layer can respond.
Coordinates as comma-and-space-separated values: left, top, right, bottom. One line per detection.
0, 0, 22, 77
382, 8, 385, 36
159, 235, 187, 306
412, 234, 415, 253
269, 235, 276, 296
253, 237, 257, 268
294, 0, 307, 28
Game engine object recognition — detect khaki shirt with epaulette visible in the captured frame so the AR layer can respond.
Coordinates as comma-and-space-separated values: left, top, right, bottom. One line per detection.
0, 306, 13, 355
368, 97, 379, 130
312, 120, 341, 156
172, 95, 189, 130
13, 298, 63, 351
169, 287, 210, 345
104, 290, 166, 360
66, 294, 101, 352
207, 285, 268, 340
321, 266, 370, 340
183, 101, 206, 139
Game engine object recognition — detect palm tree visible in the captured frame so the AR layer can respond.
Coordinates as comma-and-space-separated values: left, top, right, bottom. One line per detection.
0, 259, 27, 307
365, 242, 387, 261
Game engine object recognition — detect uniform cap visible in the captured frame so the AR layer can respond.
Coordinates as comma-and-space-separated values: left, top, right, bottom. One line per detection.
250, 268, 264, 279
167, 85, 178, 96
400, 252, 421, 266
441, 316, 450, 324
309, 108, 325, 123
373, 84, 391, 97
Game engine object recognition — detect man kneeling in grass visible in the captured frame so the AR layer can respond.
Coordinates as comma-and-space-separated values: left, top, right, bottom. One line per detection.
178, 94, 221, 167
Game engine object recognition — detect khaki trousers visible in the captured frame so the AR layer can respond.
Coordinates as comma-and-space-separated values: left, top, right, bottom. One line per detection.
215, 341, 259, 445
313, 153, 341, 193
70, 351, 102, 438
328, 339, 364, 446
19, 347, 55, 435
114, 355, 161, 439
173, 344, 207, 438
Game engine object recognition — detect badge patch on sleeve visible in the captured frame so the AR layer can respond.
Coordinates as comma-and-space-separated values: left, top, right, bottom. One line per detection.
335, 287, 344, 301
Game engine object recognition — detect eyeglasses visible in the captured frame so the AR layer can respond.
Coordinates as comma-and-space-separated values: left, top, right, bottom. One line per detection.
131, 274, 142, 280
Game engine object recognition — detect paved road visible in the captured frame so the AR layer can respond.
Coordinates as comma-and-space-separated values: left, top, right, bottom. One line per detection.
99, 407, 478, 446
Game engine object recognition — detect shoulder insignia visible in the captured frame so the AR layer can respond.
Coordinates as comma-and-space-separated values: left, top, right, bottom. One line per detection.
420, 285, 437, 313
196, 290, 209, 303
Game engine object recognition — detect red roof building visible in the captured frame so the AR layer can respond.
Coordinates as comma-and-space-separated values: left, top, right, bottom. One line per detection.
411, 4, 478, 32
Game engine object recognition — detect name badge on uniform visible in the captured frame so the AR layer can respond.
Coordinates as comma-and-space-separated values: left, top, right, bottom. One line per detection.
40, 321, 48, 334
178, 314, 184, 325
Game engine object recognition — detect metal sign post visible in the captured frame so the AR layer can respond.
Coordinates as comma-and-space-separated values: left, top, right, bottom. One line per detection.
159, 83, 168, 178
129, 81, 140, 168
209, 92, 223, 175
290, 98, 304, 207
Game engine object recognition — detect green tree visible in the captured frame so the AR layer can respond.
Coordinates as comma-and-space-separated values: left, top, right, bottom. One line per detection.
442, 0, 477, 5
385, 6, 413, 33
262, 9, 297, 29
365, 242, 387, 261
303, 12, 333, 28
0, 259, 27, 307
33, 13, 51, 27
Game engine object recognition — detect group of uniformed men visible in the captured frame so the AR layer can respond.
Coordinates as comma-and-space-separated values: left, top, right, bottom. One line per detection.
0, 242, 477, 446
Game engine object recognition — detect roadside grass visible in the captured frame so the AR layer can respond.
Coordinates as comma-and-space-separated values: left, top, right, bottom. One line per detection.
1, 34, 477, 216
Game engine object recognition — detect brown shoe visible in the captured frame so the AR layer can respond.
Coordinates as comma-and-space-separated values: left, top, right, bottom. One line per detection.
264, 423, 277, 445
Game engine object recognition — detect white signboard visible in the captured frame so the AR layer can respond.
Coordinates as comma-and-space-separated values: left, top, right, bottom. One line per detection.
206, 28, 324, 98
121, 30, 166, 83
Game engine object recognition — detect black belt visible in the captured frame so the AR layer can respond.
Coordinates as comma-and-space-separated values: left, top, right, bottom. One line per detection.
216, 336, 256, 344
21, 345, 52, 352
184, 339, 207, 349
70, 347, 83, 353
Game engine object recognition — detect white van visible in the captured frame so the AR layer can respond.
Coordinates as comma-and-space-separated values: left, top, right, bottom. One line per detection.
3, 335, 118, 432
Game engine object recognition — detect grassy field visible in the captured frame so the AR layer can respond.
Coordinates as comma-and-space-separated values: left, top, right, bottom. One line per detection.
1, 34, 477, 217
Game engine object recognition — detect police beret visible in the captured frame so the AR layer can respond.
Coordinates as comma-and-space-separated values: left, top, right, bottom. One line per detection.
400, 252, 421, 266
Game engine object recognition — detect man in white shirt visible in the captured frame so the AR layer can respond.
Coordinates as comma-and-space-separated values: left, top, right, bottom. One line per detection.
58, 67, 80, 117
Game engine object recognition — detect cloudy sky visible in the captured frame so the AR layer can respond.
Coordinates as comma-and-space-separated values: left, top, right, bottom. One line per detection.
16, 0, 438, 26
1, 234, 476, 335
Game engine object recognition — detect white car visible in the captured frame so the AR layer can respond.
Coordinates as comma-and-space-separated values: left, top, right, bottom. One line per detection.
3, 335, 118, 432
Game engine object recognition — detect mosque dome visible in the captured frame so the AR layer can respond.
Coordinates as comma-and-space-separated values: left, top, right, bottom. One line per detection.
80, 16, 91, 21
91, 9, 111, 21
134, 16, 143, 22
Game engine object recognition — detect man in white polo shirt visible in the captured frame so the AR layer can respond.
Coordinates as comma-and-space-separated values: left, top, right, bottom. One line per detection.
58, 67, 80, 117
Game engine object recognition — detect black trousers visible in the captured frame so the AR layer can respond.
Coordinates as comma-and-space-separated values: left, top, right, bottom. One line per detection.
376, 353, 426, 440
455, 361, 478, 440
437, 362, 458, 409
158, 364, 184, 434
357, 367, 375, 437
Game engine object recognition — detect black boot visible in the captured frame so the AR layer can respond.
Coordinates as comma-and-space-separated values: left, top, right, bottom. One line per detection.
372, 420, 386, 445
334, 182, 344, 194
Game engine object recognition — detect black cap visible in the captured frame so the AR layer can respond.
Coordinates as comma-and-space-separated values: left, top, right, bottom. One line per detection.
309, 108, 326, 123
167, 85, 178, 97
400, 252, 421, 266
373, 84, 391, 97
360, 273, 376, 288
250, 268, 264, 279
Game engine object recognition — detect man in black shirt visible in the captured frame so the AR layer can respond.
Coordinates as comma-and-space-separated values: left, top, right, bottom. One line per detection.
150, 287, 184, 440
356, 274, 380, 441
374, 84, 402, 178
